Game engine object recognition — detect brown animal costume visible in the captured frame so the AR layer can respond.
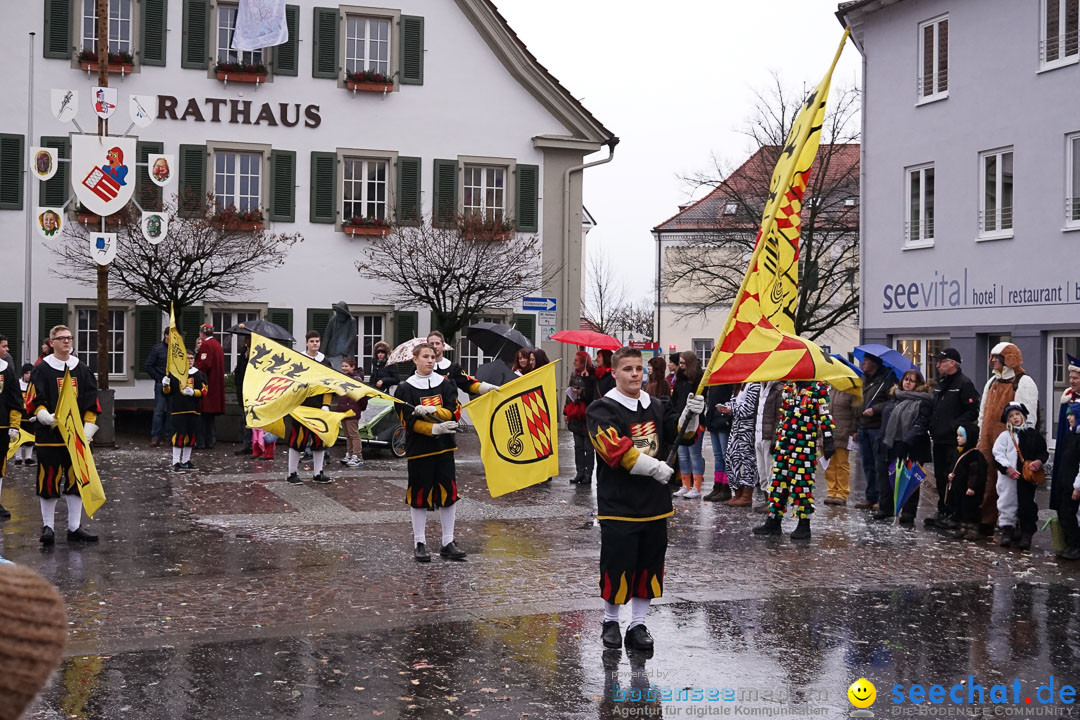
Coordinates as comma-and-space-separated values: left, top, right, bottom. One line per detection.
976, 343, 1039, 528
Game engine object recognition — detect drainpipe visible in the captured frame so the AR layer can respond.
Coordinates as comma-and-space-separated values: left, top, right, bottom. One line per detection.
563, 138, 618, 336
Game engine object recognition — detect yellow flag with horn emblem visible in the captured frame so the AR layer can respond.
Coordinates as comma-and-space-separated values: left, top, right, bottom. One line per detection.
167, 304, 189, 384
55, 370, 106, 517
463, 361, 559, 498
243, 332, 399, 446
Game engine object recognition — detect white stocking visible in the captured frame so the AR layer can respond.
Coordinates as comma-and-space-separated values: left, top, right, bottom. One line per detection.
439, 505, 456, 547
39, 498, 58, 529
628, 597, 651, 630
313, 450, 325, 475
288, 448, 300, 474
65, 495, 83, 531
410, 508, 427, 545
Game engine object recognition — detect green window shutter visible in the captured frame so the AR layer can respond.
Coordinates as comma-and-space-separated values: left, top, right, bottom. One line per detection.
141, 0, 168, 66
40, 136, 70, 208
269, 149, 296, 222
396, 156, 421, 226
309, 151, 337, 223
182, 0, 210, 70
178, 144, 206, 217
511, 314, 535, 347
432, 159, 457, 228
0, 134, 24, 210
38, 303, 68, 345
179, 306, 204, 346
133, 305, 162, 379
43, 0, 73, 59
136, 140, 164, 210
273, 5, 300, 76
400, 15, 424, 85
312, 7, 339, 79
0, 303, 23, 365
266, 308, 293, 334
515, 164, 539, 232
306, 308, 333, 338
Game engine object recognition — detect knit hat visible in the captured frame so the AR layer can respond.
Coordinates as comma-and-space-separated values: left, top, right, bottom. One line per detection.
1000, 402, 1029, 424
0, 564, 67, 720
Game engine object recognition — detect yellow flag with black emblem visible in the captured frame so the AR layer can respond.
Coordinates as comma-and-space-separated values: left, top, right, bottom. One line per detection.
243, 332, 398, 446
55, 370, 106, 517
463, 361, 559, 498
5, 428, 33, 461
167, 304, 188, 384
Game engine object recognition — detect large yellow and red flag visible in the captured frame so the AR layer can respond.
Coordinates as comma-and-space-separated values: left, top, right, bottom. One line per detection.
167, 304, 188, 384
702, 30, 859, 393
56, 370, 106, 517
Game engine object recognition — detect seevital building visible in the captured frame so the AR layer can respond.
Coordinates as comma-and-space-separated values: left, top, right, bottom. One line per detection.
838, 0, 1080, 433
0, 0, 614, 407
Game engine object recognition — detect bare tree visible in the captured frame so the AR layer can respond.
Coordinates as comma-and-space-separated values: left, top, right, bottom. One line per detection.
664, 75, 861, 340
50, 194, 303, 314
614, 299, 656, 342
582, 249, 627, 335
355, 217, 557, 345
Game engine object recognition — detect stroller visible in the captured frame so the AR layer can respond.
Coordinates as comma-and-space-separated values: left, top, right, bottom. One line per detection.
353, 397, 407, 458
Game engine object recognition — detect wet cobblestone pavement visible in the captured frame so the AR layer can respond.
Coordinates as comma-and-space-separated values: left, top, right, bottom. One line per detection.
8, 431, 1080, 719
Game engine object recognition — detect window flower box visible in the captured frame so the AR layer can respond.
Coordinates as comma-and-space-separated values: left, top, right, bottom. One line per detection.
343, 218, 390, 236
344, 70, 393, 93
215, 62, 268, 84
75, 206, 122, 227
77, 50, 134, 75
459, 216, 515, 241
211, 208, 264, 232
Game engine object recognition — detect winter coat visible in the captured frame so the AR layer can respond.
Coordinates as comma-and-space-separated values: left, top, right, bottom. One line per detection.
672, 368, 703, 416
563, 369, 596, 434
879, 389, 933, 464
594, 366, 615, 398
144, 340, 168, 383
704, 384, 735, 434
195, 336, 226, 415
993, 423, 1049, 476
858, 367, 897, 430
756, 381, 783, 444
367, 358, 399, 392
828, 387, 857, 441
931, 369, 980, 442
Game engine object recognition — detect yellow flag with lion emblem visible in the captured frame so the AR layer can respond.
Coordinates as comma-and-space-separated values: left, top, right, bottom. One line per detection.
56, 370, 106, 517
463, 362, 559, 498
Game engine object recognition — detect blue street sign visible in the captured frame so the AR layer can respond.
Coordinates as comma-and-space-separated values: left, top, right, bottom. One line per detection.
522, 296, 557, 311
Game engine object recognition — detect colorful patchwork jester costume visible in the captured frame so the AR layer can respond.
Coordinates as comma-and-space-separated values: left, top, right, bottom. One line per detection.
767, 381, 836, 519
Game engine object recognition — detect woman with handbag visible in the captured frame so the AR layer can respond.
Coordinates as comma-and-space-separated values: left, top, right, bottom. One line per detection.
992, 402, 1048, 550
873, 369, 933, 527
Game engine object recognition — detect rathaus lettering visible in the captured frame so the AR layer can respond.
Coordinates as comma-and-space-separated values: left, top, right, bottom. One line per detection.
157, 96, 321, 129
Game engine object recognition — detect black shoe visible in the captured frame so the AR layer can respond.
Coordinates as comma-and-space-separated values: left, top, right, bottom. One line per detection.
899, 516, 916, 528
171, 463, 184, 473
998, 526, 1014, 547
937, 517, 959, 531
924, 512, 944, 528
0, 505, 10, 520
26, 458, 35, 466
752, 516, 782, 536
790, 518, 811, 540
40, 526, 54, 545
1017, 533, 1032, 551
1061, 546, 1080, 561
313, 472, 332, 484
414, 542, 431, 563
872, 510, 893, 521
601, 620, 622, 649
67, 527, 98, 543
624, 624, 654, 652
286, 472, 302, 484
234, 448, 251, 456
439, 541, 467, 561
181, 461, 195, 470
13, 459, 21, 466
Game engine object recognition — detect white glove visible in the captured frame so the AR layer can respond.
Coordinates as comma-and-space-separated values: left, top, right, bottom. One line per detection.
8, 428, 18, 442
320, 405, 329, 413
36, 409, 57, 427
478, 382, 498, 395
413, 404, 439, 417
161, 376, 171, 386
430, 421, 458, 436
679, 394, 704, 434
83, 422, 99, 441
182, 387, 195, 397
630, 452, 674, 484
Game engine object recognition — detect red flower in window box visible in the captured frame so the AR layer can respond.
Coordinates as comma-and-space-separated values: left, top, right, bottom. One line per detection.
211, 206, 265, 231
78, 50, 135, 74
215, 61, 268, 84
344, 70, 394, 93
343, 216, 390, 236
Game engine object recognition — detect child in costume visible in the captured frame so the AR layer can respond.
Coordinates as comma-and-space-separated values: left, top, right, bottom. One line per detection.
992, 402, 1048, 550
394, 343, 466, 563
587, 347, 703, 653
286, 331, 333, 485
0, 347, 20, 521
162, 351, 206, 472
947, 423, 986, 541
15, 364, 36, 467
753, 381, 835, 540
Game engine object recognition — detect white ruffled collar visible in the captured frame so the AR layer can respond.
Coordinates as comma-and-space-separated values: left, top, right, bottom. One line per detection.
605, 387, 650, 411
406, 372, 445, 389
304, 351, 325, 362
435, 358, 451, 370
188, 367, 198, 376
44, 354, 79, 371
0, 358, 6, 374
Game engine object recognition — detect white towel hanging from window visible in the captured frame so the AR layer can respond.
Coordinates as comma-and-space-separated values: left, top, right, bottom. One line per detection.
232, 0, 288, 51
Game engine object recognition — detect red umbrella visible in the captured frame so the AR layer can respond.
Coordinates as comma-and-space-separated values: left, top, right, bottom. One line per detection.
549, 330, 622, 351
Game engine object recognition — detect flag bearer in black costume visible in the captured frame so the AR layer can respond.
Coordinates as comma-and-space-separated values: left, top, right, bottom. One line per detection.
395, 342, 467, 563
15, 363, 37, 468
162, 351, 206, 472
587, 347, 704, 654
287, 331, 334, 485
28, 325, 99, 545
0, 339, 21, 520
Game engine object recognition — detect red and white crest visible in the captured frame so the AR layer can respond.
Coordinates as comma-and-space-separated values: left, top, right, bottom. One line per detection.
91, 86, 118, 120
71, 135, 136, 217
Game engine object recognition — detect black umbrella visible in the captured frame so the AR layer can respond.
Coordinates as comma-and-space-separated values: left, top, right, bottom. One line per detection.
225, 319, 295, 344
464, 322, 533, 361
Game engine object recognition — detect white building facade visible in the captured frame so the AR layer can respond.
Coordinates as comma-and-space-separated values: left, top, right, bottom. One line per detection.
0, 0, 613, 406
839, 0, 1080, 432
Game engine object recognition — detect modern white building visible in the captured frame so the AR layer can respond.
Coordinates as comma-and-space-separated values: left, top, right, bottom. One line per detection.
838, 0, 1080, 432
0, 0, 614, 408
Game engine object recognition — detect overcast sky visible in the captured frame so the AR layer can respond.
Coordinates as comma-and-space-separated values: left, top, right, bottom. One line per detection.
493, 0, 863, 302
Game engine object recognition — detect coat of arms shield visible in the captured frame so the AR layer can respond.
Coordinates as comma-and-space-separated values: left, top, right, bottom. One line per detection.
71, 135, 137, 217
